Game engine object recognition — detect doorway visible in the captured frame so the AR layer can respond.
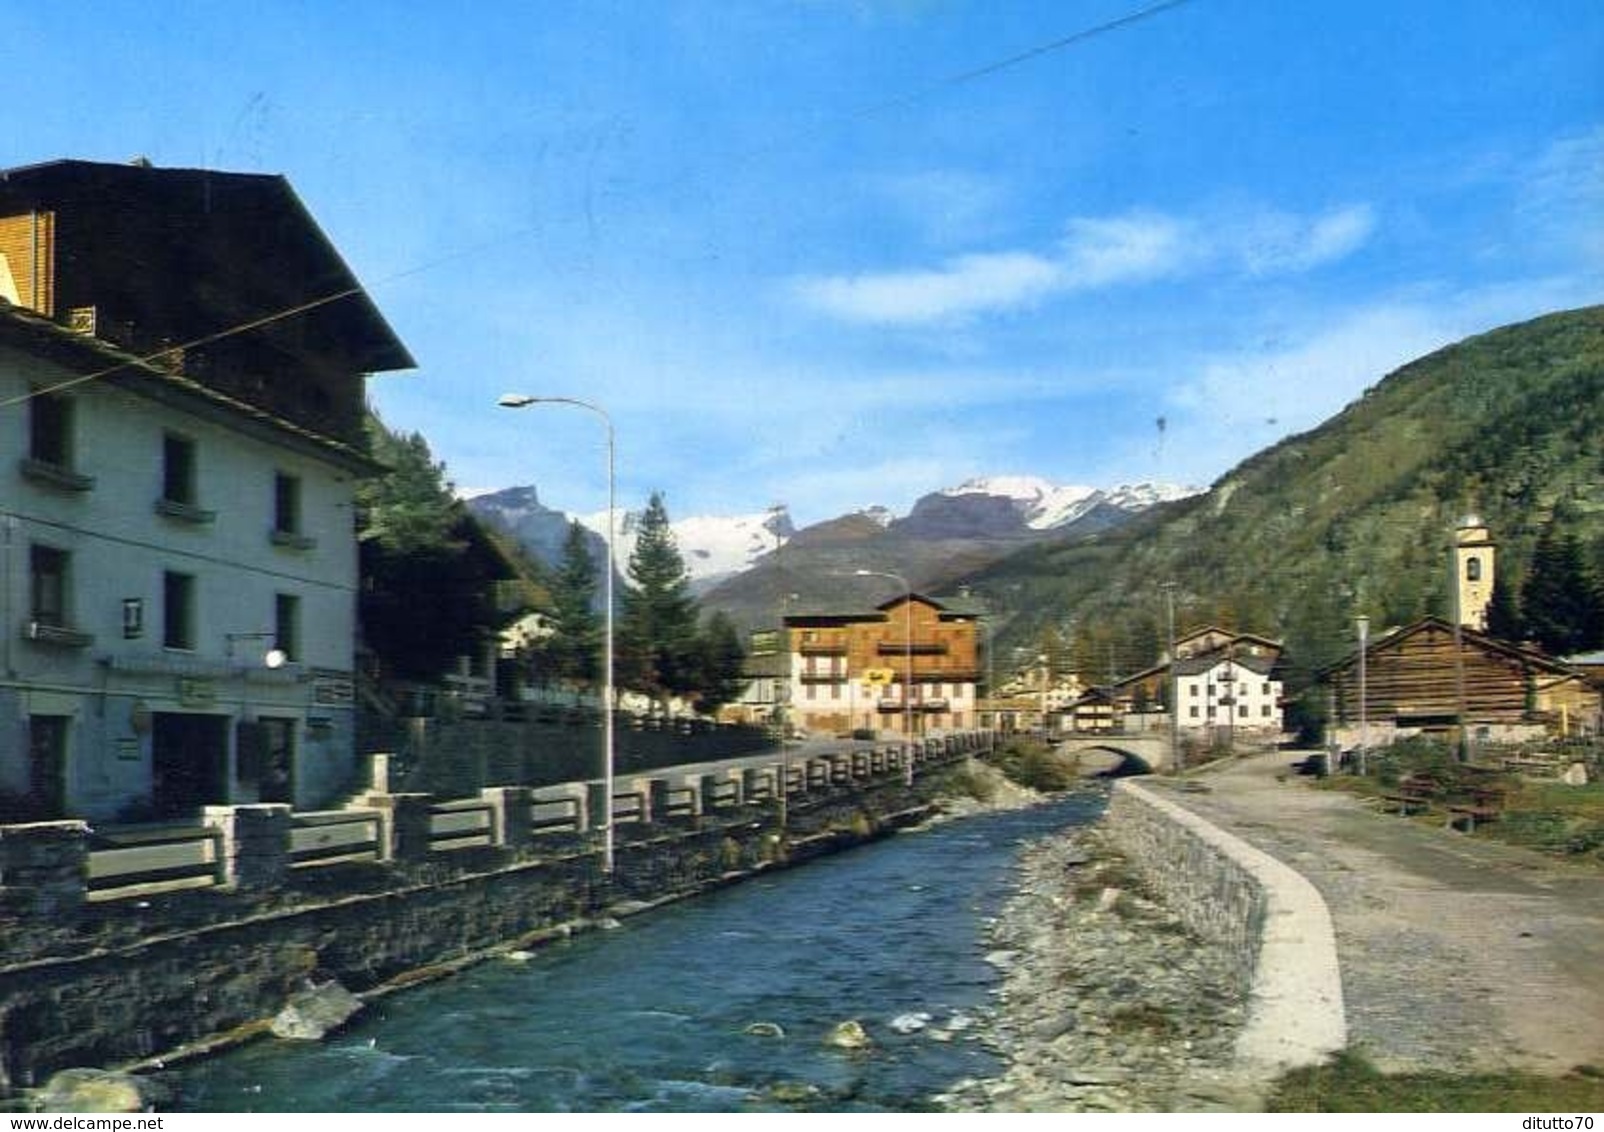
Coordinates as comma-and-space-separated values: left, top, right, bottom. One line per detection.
151, 713, 228, 818
26, 715, 69, 818
237, 716, 296, 804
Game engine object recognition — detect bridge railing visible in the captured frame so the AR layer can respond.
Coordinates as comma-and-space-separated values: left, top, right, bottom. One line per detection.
2, 731, 995, 911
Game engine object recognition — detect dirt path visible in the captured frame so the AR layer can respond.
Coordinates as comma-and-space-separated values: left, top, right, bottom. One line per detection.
1150, 753, 1604, 1075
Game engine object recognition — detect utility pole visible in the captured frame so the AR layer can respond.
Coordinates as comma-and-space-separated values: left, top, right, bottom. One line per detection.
1164, 582, 1180, 774
1356, 615, 1370, 777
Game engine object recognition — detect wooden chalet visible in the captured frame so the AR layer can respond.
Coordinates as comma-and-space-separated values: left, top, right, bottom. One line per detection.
1326, 616, 1602, 738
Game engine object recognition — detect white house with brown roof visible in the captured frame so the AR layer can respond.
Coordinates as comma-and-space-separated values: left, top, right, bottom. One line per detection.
0, 159, 412, 822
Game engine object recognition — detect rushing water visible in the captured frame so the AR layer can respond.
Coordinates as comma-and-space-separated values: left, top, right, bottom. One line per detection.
173, 792, 1105, 1113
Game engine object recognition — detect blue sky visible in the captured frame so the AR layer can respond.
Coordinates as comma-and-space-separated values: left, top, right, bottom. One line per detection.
9, 1, 1602, 525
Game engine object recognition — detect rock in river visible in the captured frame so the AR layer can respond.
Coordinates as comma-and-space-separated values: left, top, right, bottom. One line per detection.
271, 979, 365, 1041
822, 1019, 873, 1050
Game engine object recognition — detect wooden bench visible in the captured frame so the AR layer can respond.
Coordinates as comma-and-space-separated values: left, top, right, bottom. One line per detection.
1381, 774, 1441, 815
1501, 754, 1560, 778
1447, 785, 1507, 832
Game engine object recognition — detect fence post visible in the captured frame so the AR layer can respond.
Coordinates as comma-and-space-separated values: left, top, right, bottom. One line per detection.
644, 778, 667, 825
365, 793, 433, 862
0, 820, 88, 916
370, 752, 394, 794
480, 786, 532, 851
203, 804, 291, 891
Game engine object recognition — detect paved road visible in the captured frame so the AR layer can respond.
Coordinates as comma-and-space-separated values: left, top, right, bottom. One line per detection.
1146, 752, 1604, 1075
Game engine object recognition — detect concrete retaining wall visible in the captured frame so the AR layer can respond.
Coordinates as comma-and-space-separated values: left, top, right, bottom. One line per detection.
1106, 778, 1346, 1073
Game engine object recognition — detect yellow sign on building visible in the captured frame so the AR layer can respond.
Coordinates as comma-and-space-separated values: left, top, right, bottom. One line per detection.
862, 667, 895, 687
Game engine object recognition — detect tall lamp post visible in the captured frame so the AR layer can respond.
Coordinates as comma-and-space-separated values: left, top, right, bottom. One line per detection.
854, 569, 913, 785
498, 394, 615, 876
768, 502, 790, 834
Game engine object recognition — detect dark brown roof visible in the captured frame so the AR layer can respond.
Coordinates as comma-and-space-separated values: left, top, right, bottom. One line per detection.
0, 159, 413, 374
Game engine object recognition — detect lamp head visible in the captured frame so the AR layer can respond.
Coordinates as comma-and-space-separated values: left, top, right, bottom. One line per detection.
264, 648, 289, 670
498, 393, 536, 409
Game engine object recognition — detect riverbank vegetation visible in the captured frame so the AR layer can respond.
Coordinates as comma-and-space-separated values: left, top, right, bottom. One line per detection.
1267, 1051, 1604, 1112
1320, 737, 1604, 867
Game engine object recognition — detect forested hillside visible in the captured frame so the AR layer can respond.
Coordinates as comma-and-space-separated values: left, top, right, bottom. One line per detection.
965, 305, 1604, 720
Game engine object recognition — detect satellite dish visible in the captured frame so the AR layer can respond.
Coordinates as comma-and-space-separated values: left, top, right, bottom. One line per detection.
264, 648, 289, 670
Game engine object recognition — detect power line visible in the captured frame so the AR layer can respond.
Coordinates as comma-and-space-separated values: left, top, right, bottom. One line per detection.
0, 0, 1199, 409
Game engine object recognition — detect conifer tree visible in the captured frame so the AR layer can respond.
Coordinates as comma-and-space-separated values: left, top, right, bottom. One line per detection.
618, 492, 702, 706
357, 414, 505, 681
1483, 573, 1523, 642
695, 610, 748, 713
1522, 520, 1604, 655
541, 520, 601, 688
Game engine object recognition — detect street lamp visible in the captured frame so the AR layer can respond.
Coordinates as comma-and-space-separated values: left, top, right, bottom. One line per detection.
498, 393, 616, 876
854, 569, 914, 785
768, 502, 790, 835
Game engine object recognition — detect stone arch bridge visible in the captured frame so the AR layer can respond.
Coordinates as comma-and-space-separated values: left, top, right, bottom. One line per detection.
1053, 734, 1172, 776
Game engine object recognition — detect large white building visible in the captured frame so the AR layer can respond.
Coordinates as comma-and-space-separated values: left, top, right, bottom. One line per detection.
0, 159, 412, 822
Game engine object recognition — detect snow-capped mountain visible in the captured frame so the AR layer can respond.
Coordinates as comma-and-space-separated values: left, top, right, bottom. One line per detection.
575, 505, 795, 591
928, 476, 1199, 532
470, 477, 1197, 603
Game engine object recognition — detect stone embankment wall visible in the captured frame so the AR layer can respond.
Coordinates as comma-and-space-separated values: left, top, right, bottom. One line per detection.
1105, 778, 1346, 1073
0, 777, 937, 1098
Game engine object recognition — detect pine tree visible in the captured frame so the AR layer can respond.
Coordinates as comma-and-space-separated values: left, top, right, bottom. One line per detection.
1483, 573, 1523, 642
695, 611, 748, 713
1522, 521, 1604, 656
356, 414, 506, 681
540, 521, 602, 688
618, 493, 702, 706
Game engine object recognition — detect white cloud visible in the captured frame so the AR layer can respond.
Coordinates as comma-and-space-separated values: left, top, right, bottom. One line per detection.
1520, 125, 1604, 265
1058, 213, 1190, 287
1236, 205, 1377, 275
793, 250, 1061, 324
793, 201, 1374, 326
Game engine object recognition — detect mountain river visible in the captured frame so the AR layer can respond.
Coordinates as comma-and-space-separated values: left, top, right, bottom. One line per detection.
172, 792, 1106, 1113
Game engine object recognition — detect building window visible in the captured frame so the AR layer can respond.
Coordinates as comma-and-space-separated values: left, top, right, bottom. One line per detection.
274, 473, 301, 534
275, 593, 300, 662
163, 434, 197, 505
1261, 704, 1273, 717
163, 571, 195, 650
1239, 704, 1249, 718
1466, 556, 1481, 582
29, 390, 73, 468
21, 389, 94, 491
1189, 706, 1200, 718
30, 545, 69, 626
271, 472, 316, 549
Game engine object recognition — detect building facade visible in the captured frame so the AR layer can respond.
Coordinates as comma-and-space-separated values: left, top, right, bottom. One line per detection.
1327, 616, 1600, 743
782, 594, 979, 738
1107, 626, 1286, 736
0, 159, 411, 822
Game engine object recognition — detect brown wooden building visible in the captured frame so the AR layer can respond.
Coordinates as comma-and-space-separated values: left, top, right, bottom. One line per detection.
1326, 616, 1601, 739
782, 594, 980, 737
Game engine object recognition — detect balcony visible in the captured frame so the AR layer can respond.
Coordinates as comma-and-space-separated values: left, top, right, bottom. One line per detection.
23, 620, 94, 648
877, 641, 947, 656
799, 641, 848, 656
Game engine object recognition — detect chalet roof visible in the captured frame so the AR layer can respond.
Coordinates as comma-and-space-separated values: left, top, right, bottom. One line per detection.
0, 300, 382, 474
0, 159, 414, 374
786, 591, 980, 625
1325, 616, 1583, 679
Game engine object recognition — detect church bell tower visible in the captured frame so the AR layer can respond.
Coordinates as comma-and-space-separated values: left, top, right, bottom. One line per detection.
1453, 516, 1496, 631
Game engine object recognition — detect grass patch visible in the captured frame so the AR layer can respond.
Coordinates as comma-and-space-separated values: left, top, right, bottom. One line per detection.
1326, 739, 1604, 867
987, 739, 1078, 792
1269, 1050, 1604, 1112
